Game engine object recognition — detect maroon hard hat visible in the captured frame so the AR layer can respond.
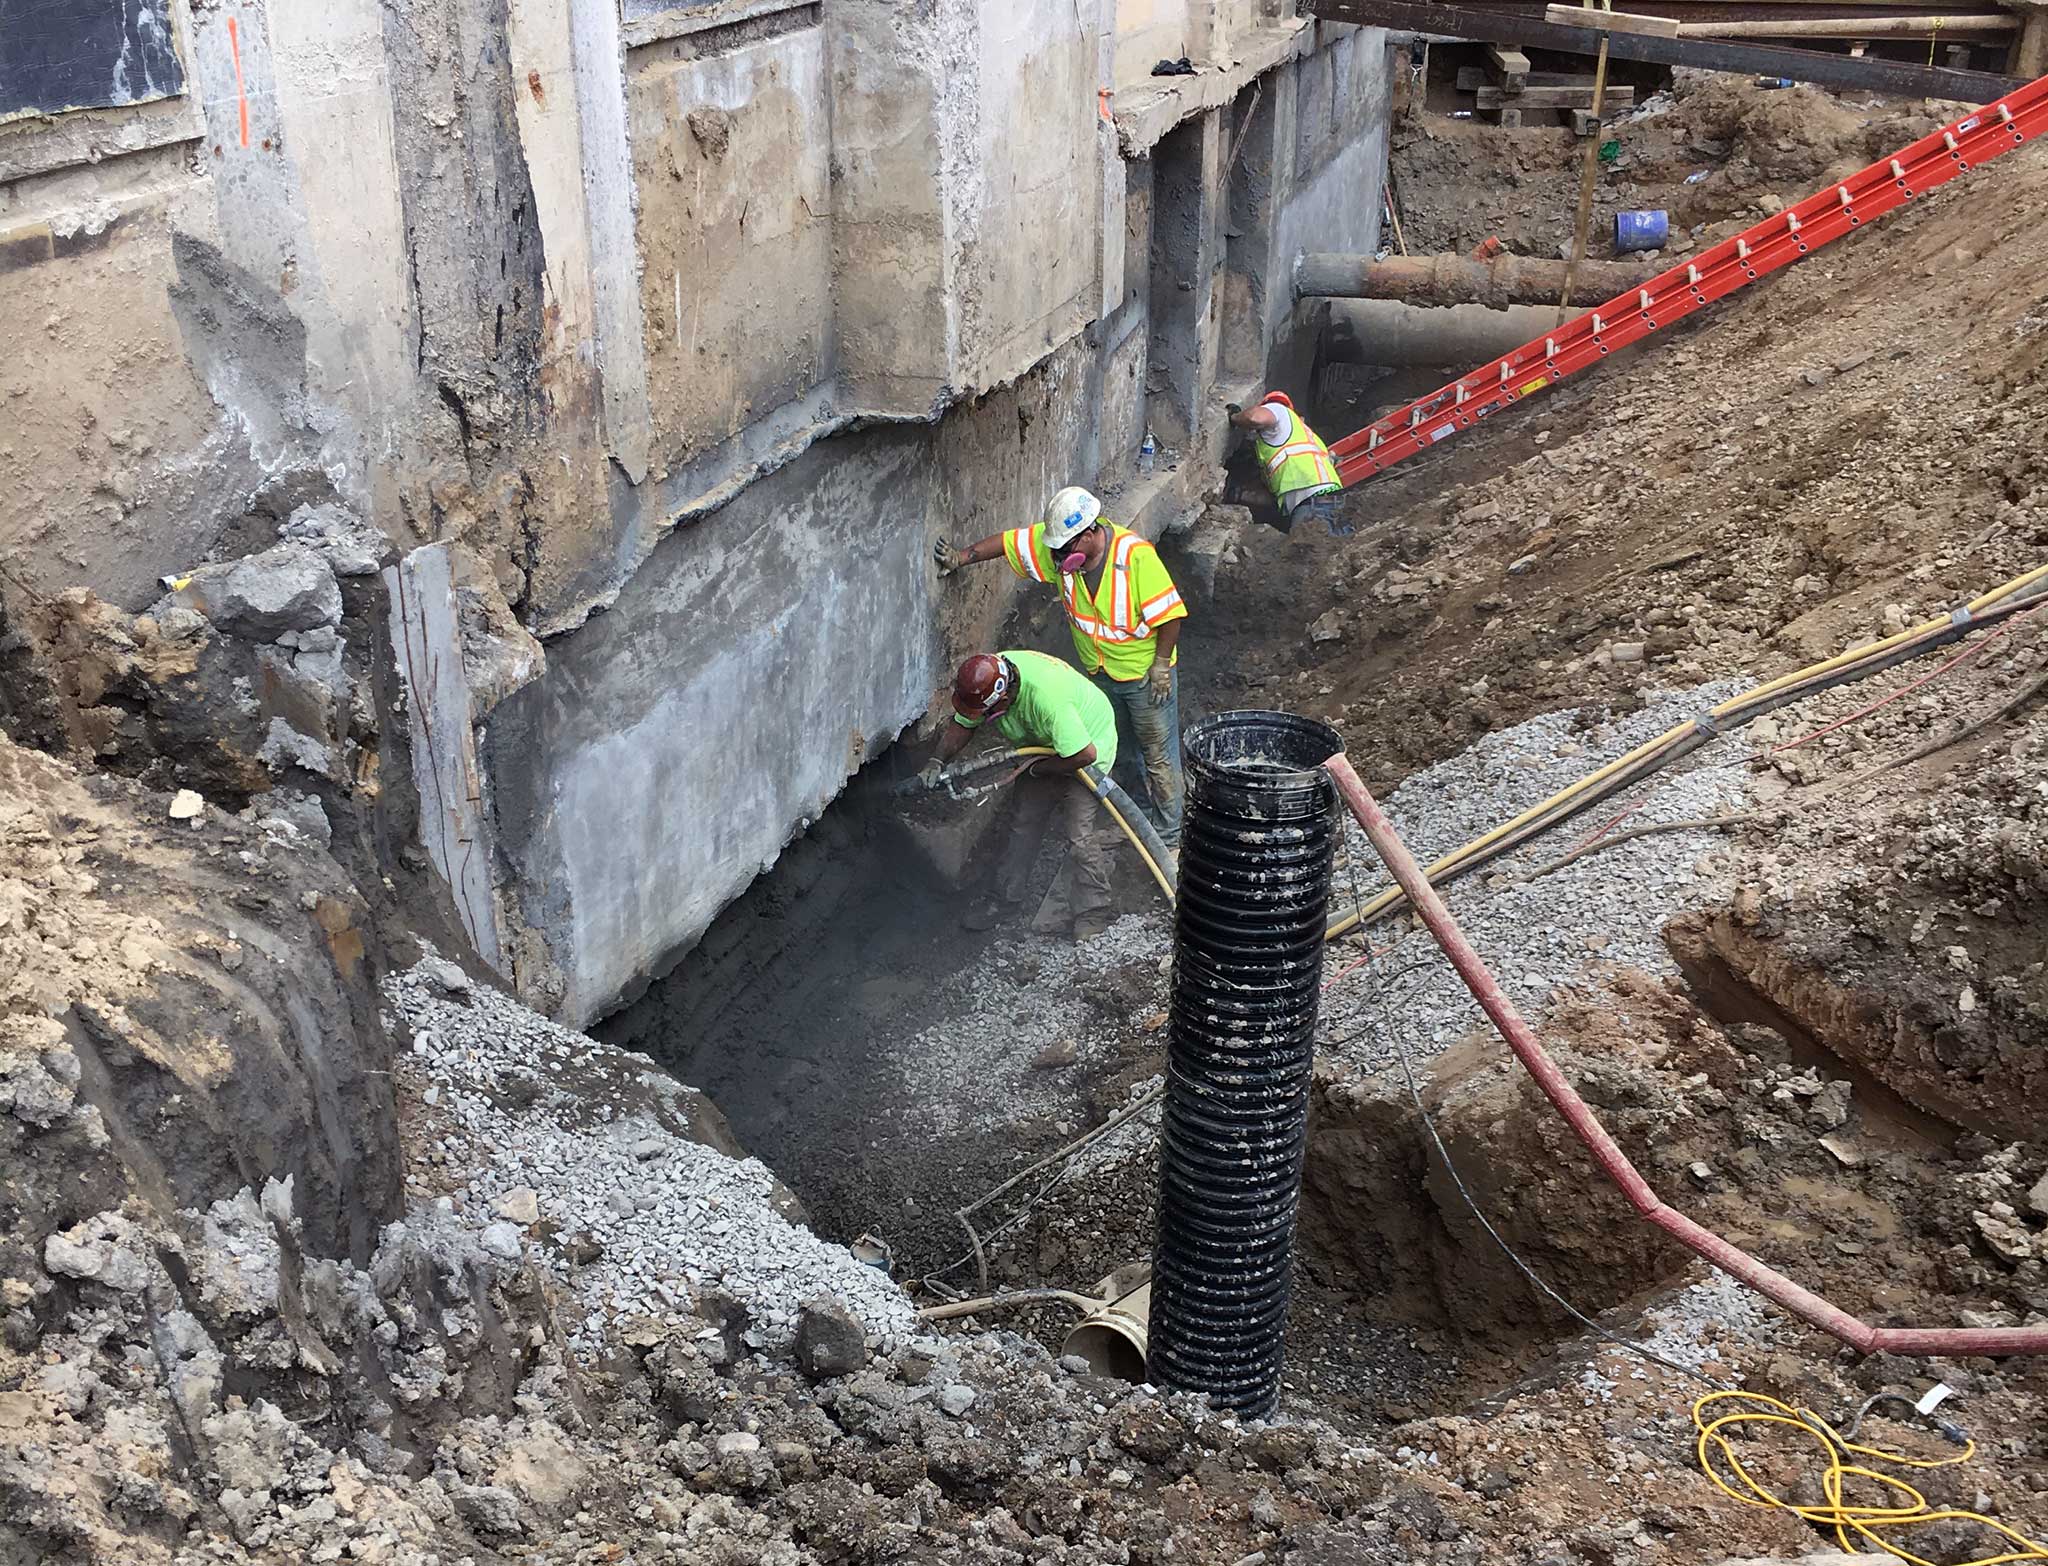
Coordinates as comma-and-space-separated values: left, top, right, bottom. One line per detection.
952, 653, 1015, 719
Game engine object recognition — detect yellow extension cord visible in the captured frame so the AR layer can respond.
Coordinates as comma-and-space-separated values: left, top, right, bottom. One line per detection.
1694, 1392, 2048, 1566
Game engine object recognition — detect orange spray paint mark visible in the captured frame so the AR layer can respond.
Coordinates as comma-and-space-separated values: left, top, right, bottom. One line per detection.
227, 16, 250, 148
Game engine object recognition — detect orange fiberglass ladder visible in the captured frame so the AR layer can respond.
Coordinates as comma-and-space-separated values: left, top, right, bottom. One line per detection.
1330, 74, 2048, 487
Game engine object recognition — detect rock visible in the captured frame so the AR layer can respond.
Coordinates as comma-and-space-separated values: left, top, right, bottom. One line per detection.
1808, 1081, 1852, 1131
715, 1432, 761, 1457
1250, 1489, 1281, 1528
494, 1188, 540, 1226
418, 956, 472, 995
937, 1384, 977, 1418
631, 1137, 666, 1162
1507, 554, 1538, 575
1610, 641, 1647, 664
794, 1299, 869, 1380
1058, 1354, 1092, 1375
1957, 985, 1976, 1014
451, 1483, 526, 1537
1030, 1037, 1079, 1071
167, 789, 205, 822
2029, 1173, 2048, 1220
185, 544, 342, 641
1309, 610, 1344, 644
44, 1234, 104, 1280
1974, 1205, 2035, 1262
1818, 1135, 1863, 1168
479, 1222, 524, 1261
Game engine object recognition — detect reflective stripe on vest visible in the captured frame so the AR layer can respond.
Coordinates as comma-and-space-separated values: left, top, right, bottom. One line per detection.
1062, 529, 1153, 643
1255, 421, 1340, 494
1007, 526, 1049, 582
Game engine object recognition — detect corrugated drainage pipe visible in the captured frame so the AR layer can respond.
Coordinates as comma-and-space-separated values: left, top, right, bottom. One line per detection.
1148, 711, 1343, 1420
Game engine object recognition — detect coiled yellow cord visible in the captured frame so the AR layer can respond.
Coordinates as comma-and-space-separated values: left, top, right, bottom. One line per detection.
1693, 1391, 2048, 1566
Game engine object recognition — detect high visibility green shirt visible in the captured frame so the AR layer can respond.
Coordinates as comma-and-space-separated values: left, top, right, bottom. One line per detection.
998, 521, 1186, 683
952, 649, 1118, 771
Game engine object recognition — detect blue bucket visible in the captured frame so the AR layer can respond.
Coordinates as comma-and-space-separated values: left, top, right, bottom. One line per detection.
1614, 209, 1669, 253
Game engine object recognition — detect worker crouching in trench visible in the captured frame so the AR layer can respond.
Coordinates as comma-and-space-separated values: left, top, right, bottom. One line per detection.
924, 651, 1119, 940
1222, 391, 1351, 537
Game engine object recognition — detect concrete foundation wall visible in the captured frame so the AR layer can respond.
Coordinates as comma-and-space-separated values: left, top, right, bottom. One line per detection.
0, 0, 1394, 1024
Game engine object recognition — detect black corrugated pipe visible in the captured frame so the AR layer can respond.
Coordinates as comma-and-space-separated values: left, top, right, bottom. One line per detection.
1148, 711, 1342, 1420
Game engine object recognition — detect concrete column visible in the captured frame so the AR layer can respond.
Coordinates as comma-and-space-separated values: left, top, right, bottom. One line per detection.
827, 1, 955, 413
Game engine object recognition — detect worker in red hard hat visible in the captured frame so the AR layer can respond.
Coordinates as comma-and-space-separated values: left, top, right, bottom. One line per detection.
932, 485, 1186, 849
923, 649, 1120, 939
1224, 390, 1352, 537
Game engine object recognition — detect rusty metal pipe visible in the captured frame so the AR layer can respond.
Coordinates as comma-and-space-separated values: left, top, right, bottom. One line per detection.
1297, 251, 1664, 308
1320, 751, 2048, 1359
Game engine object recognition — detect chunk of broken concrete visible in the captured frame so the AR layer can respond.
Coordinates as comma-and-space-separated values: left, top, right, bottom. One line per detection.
480, 1222, 525, 1261
417, 956, 472, 995
168, 789, 205, 823
1308, 610, 1344, 644
2029, 1172, 2048, 1220
494, 1188, 540, 1226
794, 1298, 869, 1380
183, 544, 342, 642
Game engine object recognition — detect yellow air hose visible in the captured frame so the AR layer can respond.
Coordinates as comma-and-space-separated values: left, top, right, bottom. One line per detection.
1693, 1391, 2048, 1566
1325, 562, 2048, 940
1005, 747, 1178, 907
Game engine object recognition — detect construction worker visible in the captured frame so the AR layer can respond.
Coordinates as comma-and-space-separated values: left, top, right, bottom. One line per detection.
1223, 391, 1352, 537
924, 650, 1119, 938
932, 486, 1186, 848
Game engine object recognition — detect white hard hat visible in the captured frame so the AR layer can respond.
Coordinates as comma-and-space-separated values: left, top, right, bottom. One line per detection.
1041, 486, 1103, 551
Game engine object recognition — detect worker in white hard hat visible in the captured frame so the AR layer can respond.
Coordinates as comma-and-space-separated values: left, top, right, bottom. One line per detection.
1223, 390, 1352, 537
933, 486, 1186, 848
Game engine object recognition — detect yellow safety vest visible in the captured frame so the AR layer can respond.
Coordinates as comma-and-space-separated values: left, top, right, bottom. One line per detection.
1002, 522, 1184, 681
1254, 410, 1340, 498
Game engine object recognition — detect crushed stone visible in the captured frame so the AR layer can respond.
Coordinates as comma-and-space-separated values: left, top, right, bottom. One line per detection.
385, 963, 915, 1359
1319, 682, 1752, 1074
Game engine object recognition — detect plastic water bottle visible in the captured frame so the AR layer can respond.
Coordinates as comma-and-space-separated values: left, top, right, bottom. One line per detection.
1138, 429, 1157, 477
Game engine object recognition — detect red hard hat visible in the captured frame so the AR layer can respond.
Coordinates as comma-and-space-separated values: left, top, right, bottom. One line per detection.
1262, 390, 1295, 410
952, 653, 1015, 719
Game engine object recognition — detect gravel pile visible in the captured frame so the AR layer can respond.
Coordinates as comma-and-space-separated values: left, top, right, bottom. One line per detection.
886, 912, 1172, 1137
1319, 683, 1753, 1074
386, 960, 915, 1359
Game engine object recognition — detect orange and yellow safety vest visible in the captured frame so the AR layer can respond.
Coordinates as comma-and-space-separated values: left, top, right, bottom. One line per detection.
1000, 521, 1187, 682
1254, 409, 1340, 499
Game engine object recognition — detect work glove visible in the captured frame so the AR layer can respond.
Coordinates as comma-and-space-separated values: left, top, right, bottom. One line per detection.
933, 539, 963, 576
1148, 662, 1174, 708
917, 760, 944, 790
1224, 402, 1243, 417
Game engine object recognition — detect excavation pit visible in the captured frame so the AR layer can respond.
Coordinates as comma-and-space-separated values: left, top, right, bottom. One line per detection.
596, 738, 1702, 1430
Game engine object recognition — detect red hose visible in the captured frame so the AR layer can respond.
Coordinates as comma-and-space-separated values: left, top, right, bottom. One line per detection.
1321, 753, 2048, 1359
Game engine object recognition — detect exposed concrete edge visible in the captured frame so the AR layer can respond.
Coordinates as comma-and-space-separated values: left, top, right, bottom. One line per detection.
0, 92, 205, 185
1111, 21, 1316, 157
619, 0, 817, 50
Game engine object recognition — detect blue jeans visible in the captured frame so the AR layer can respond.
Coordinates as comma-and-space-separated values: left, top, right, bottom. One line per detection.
1091, 666, 1184, 848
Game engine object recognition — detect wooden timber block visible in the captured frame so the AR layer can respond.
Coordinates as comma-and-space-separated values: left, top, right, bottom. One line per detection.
1494, 106, 1526, 128
1572, 107, 1601, 135
1544, 4, 1683, 36
1475, 83, 1635, 109
1486, 44, 1531, 91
